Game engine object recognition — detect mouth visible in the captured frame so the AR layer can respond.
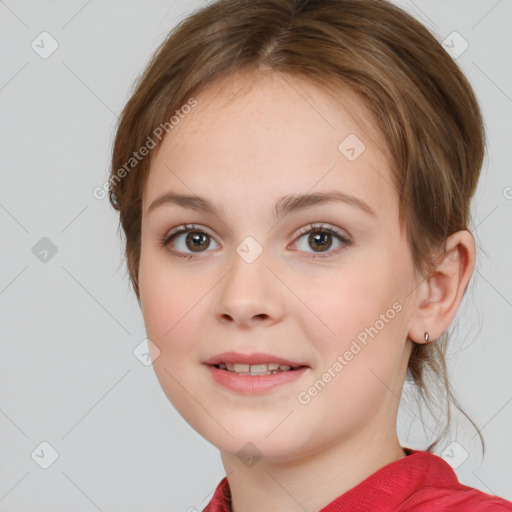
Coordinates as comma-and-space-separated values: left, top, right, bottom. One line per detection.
211, 362, 307, 376
203, 351, 310, 375
203, 352, 310, 393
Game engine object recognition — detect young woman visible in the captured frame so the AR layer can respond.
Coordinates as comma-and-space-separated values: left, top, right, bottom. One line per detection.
108, 0, 512, 510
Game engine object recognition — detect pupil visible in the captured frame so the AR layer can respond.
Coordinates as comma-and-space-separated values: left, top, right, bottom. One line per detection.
310, 231, 331, 252
187, 232, 209, 252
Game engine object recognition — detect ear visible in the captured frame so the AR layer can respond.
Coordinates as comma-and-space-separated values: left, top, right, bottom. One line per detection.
407, 230, 476, 344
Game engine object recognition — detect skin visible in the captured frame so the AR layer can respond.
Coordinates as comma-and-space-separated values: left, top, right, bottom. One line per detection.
138, 70, 475, 512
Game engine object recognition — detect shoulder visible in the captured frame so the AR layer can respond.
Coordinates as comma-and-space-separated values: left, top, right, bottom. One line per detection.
400, 486, 512, 512
399, 450, 512, 512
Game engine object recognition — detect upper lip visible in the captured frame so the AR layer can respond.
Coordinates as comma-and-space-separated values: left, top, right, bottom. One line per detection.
203, 351, 309, 368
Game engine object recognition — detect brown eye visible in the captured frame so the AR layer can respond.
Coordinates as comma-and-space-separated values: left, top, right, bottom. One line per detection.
185, 231, 211, 252
160, 224, 220, 258
293, 223, 351, 259
308, 230, 333, 252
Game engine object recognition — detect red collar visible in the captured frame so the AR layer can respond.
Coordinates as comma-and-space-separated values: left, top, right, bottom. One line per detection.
202, 448, 512, 511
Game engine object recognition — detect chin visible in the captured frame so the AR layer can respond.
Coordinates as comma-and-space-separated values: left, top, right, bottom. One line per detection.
218, 439, 302, 463
198, 419, 310, 463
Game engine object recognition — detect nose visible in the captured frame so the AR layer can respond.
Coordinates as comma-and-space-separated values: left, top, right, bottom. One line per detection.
213, 249, 285, 329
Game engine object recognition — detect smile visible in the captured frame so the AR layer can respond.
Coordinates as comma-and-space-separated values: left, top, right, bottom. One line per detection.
215, 362, 298, 375
205, 363, 309, 393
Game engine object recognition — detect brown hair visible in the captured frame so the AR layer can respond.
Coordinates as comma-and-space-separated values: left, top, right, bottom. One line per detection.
109, 0, 485, 454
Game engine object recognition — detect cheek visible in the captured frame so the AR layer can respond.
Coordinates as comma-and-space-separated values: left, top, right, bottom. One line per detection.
301, 252, 409, 360
294, 267, 408, 421
304, 264, 390, 327
139, 252, 210, 419
139, 248, 203, 357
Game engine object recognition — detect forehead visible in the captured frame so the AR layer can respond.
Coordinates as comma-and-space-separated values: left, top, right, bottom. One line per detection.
143, 71, 397, 220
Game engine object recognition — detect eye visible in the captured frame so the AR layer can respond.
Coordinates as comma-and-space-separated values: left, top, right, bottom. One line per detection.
160, 222, 352, 260
291, 223, 352, 259
159, 224, 220, 260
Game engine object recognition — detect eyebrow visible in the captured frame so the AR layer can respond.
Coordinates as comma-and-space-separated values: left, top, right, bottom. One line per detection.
146, 190, 376, 219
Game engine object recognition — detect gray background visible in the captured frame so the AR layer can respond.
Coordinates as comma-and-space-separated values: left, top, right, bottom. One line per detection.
0, 0, 511, 510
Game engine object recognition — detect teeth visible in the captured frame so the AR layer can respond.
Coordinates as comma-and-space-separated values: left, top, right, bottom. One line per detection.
217, 362, 296, 374
217, 363, 292, 375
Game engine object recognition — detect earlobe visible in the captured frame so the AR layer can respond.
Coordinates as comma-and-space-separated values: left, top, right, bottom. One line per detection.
407, 230, 475, 344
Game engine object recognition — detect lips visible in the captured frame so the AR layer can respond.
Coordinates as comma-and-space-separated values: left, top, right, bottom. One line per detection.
203, 351, 309, 368
205, 358, 310, 393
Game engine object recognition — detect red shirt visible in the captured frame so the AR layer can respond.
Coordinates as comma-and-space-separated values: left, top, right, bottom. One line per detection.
202, 448, 512, 511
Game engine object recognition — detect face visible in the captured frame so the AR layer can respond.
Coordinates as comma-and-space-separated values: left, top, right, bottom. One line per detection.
138, 71, 418, 462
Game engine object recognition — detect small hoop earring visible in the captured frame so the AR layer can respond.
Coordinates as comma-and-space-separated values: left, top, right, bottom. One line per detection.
424, 331, 430, 344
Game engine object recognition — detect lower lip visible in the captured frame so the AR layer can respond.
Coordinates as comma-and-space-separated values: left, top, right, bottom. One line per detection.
205, 365, 309, 393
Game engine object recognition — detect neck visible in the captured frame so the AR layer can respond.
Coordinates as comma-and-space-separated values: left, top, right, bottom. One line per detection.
220, 428, 407, 512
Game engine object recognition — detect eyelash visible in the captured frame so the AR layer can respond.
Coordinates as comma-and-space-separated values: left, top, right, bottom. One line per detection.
159, 223, 352, 260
